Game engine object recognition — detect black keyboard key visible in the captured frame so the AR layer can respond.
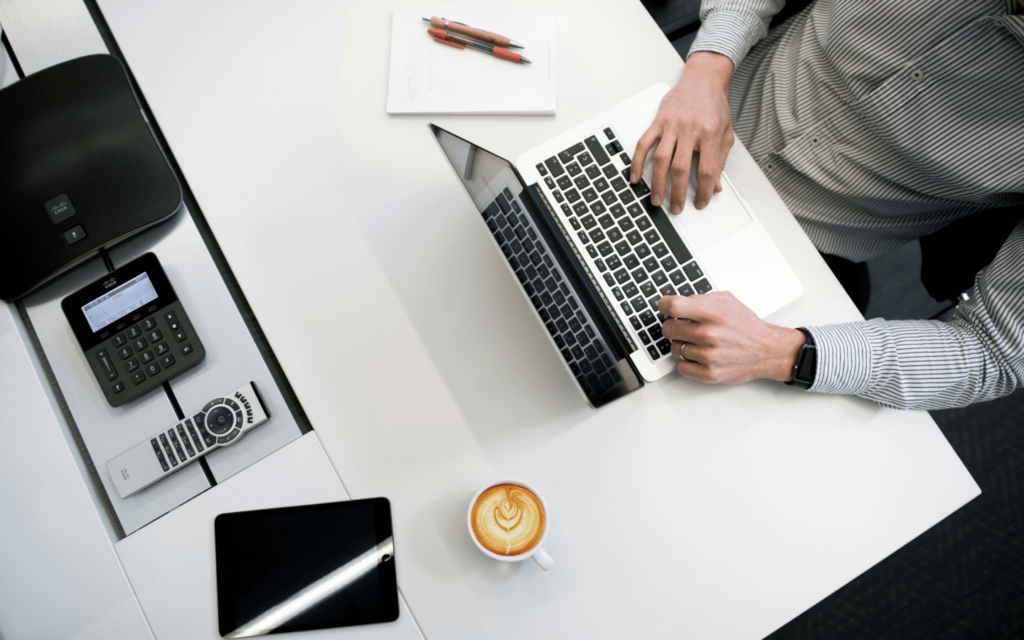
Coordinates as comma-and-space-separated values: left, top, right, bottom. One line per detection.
683, 262, 704, 281
584, 135, 611, 165
530, 295, 541, 309
630, 296, 647, 313
556, 318, 569, 333
604, 127, 615, 139
621, 301, 634, 315
570, 201, 586, 216
647, 345, 661, 360
630, 316, 643, 331
565, 189, 579, 203
571, 345, 585, 360
623, 282, 639, 298
607, 228, 623, 243
657, 339, 672, 355
580, 359, 593, 374
614, 269, 631, 284
588, 228, 606, 243
574, 175, 589, 190
623, 254, 640, 270
610, 204, 626, 218
619, 218, 635, 234
557, 175, 572, 190
648, 325, 663, 342
580, 214, 597, 229
631, 267, 648, 283
545, 277, 558, 293
669, 270, 687, 286
606, 255, 622, 270
559, 143, 586, 164
537, 163, 548, 176
694, 278, 713, 294
569, 217, 581, 230
565, 332, 577, 345
545, 176, 556, 189
561, 348, 572, 362
652, 270, 669, 286
614, 240, 632, 256
605, 140, 623, 155
597, 242, 614, 257
611, 177, 626, 192
570, 362, 581, 376
635, 244, 652, 259
585, 164, 601, 179
626, 230, 643, 245
566, 162, 581, 176
653, 243, 669, 259
593, 177, 610, 192
597, 214, 614, 230
643, 229, 660, 245
620, 152, 631, 165
541, 292, 553, 307
584, 345, 597, 360
503, 187, 513, 200
510, 239, 523, 254
643, 257, 659, 273
590, 201, 607, 215
660, 256, 678, 272
679, 283, 696, 296
640, 310, 656, 326
640, 281, 657, 297
543, 254, 554, 268
568, 318, 582, 334
553, 190, 564, 203
628, 203, 644, 218
560, 303, 572, 318
649, 296, 661, 313
568, 296, 579, 309
594, 258, 607, 272
631, 179, 651, 197
660, 284, 677, 296
582, 188, 598, 203
603, 273, 616, 286
612, 287, 624, 301
483, 201, 500, 220
578, 151, 594, 166
586, 244, 598, 258
620, 190, 636, 205
496, 193, 511, 213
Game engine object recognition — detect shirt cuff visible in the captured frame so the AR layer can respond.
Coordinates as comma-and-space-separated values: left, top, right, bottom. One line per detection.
688, 10, 766, 68
805, 324, 873, 395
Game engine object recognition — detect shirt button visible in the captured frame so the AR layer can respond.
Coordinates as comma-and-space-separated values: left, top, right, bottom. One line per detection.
911, 70, 924, 81
765, 162, 774, 170
811, 136, 821, 146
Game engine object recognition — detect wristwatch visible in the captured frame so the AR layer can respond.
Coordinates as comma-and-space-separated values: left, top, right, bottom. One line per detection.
785, 327, 816, 389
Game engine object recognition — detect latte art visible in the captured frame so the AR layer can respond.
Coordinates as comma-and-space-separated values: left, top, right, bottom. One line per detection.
470, 484, 545, 556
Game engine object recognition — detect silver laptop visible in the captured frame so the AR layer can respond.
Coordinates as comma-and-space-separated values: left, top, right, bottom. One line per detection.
431, 84, 801, 407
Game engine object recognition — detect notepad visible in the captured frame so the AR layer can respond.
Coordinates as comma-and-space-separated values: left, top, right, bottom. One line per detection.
386, 10, 556, 115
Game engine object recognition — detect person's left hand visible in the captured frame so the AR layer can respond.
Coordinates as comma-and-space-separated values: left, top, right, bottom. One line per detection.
659, 292, 806, 384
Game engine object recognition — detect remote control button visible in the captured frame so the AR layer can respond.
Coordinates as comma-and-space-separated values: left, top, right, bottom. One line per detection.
133, 338, 148, 351
151, 438, 160, 454
235, 411, 244, 426
95, 349, 118, 381
177, 425, 195, 457
168, 430, 186, 462
126, 358, 139, 372
148, 329, 162, 343
157, 452, 169, 472
205, 406, 235, 435
193, 413, 217, 447
161, 354, 175, 368
142, 317, 158, 331
159, 434, 177, 466
182, 344, 193, 355
131, 371, 146, 385
112, 382, 125, 393
156, 342, 169, 356
185, 420, 205, 452
127, 325, 143, 339
226, 399, 240, 413
163, 311, 177, 324
218, 429, 241, 445
173, 329, 187, 343
141, 351, 155, 364
112, 334, 127, 347
118, 346, 133, 360
202, 400, 220, 412
145, 362, 161, 377
63, 225, 87, 245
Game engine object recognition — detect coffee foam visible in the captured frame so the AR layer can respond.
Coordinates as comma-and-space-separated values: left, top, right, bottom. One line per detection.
470, 484, 545, 556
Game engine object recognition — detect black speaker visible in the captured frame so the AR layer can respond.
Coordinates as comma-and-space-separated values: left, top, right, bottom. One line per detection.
0, 54, 182, 301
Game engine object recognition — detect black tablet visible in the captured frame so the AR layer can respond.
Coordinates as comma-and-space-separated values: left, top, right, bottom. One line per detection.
214, 498, 398, 637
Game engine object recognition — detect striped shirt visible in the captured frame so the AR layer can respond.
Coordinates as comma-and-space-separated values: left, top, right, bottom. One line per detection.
690, 0, 1024, 409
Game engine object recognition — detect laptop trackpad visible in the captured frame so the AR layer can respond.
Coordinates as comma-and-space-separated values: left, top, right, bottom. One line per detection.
663, 167, 752, 250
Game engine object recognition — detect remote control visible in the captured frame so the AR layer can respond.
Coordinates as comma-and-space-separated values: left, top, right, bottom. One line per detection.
107, 382, 270, 498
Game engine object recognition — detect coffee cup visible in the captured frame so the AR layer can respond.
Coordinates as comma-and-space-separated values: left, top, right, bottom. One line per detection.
467, 479, 554, 571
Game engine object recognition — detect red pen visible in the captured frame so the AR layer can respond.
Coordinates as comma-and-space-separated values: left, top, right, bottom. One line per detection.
427, 28, 531, 64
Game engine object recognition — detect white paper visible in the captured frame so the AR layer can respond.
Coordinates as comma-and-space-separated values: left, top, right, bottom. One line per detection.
386, 10, 556, 115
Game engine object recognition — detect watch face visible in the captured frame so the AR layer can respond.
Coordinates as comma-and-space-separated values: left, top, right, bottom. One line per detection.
794, 344, 816, 386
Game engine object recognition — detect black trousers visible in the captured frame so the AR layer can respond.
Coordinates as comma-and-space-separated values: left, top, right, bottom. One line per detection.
822, 253, 871, 315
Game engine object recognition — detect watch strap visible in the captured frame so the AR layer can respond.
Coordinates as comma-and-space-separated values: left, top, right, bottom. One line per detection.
785, 327, 816, 389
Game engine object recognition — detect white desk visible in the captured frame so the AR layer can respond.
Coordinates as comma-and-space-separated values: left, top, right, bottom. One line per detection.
21, 0, 983, 638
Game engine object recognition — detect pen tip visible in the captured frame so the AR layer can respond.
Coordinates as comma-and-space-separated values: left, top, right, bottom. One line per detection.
509, 39, 526, 48
520, 56, 531, 64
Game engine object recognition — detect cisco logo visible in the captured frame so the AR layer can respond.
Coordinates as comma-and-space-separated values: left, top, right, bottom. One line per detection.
50, 201, 69, 215
44, 193, 76, 224
103, 277, 118, 289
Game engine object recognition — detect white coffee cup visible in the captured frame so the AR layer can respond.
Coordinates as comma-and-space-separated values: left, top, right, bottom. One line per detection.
467, 479, 554, 571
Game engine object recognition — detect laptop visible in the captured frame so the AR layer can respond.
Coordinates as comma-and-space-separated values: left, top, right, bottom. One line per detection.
431, 84, 801, 407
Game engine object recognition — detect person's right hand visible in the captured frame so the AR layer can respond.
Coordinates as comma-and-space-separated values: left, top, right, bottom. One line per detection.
630, 51, 735, 214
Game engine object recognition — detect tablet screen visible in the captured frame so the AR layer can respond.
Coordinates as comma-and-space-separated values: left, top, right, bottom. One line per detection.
215, 498, 398, 637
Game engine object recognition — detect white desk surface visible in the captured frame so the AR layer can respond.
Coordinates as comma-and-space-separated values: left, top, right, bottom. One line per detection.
98, 1, 980, 638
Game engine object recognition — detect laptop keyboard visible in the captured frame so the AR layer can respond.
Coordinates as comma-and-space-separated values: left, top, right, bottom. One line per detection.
483, 187, 624, 396
535, 127, 714, 362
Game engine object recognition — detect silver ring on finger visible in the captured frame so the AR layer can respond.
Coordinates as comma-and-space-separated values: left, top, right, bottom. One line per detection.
678, 341, 692, 362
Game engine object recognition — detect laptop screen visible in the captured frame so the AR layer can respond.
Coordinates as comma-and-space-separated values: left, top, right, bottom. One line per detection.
430, 125, 642, 407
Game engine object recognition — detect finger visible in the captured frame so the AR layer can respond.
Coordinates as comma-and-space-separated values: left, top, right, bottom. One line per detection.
693, 141, 721, 209
714, 129, 733, 195
658, 295, 713, 322
714, 176, 723, 193
649, 138, 676, 208
667, 142, 696, 215
631, 128, 660, 185
676, 359, 714, 383
661, 318, 700, 344
668, 340, 707, 365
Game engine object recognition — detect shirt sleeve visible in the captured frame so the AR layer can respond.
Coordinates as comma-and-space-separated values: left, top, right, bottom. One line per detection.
689, 0, 787, 68
806, 220, 1024, 410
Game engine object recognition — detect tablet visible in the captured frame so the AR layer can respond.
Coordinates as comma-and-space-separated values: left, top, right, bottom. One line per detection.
214, 498, 398, 637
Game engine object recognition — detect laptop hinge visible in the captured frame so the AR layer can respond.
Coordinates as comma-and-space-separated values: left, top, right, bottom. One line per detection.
524, 184, 638, 357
